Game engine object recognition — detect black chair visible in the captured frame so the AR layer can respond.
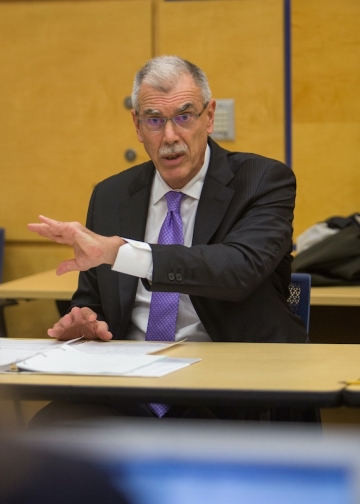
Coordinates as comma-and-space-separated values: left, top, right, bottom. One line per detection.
0, 228, 17, 337
288, 272, 311, 333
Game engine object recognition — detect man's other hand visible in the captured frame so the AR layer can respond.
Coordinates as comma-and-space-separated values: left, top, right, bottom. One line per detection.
48, 306, 113, 341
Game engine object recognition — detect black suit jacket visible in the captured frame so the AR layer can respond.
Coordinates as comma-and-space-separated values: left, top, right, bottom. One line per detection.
72, 138, 307, 343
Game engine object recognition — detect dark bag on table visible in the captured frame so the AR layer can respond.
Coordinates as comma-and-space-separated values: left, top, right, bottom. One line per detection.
292, 213, 360, 286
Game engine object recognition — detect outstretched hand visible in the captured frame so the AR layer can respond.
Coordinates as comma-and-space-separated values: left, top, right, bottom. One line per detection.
28, 215, 125, 275
48, 306, 113, 341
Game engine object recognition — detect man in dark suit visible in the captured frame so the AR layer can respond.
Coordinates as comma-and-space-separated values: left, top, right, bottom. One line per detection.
28, 56, 308, 422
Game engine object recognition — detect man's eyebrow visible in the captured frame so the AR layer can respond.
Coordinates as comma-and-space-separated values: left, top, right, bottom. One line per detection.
142, 103, 195, 116
176, 102, 195, 113
143, 108, 160, 116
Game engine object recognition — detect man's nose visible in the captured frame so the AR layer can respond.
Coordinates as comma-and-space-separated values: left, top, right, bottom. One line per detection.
162, 119, 179, 142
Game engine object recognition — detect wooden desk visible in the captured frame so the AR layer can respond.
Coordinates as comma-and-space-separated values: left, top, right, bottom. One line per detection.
0, 268, 359, 307
0, 342, 358, 409
0, 270, 358, 343
311, 285, 360, 307
0, 270, 78, 300
309, 286, 359, 344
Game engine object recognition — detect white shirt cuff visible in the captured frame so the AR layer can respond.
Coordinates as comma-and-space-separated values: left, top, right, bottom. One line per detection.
111, 238, 153, 279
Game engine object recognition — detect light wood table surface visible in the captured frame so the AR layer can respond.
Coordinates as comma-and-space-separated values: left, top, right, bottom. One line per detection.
0, 269, 78, 300
0, 341, 359, 409
0, 269, 359, 307
310, 285, 360, 307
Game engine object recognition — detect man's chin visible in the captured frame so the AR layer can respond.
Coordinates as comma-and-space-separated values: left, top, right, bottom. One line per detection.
159, 166, 190, 189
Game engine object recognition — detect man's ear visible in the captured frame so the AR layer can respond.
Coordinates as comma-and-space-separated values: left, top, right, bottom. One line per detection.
206, 99, 217, 135
131, 109, 144, 143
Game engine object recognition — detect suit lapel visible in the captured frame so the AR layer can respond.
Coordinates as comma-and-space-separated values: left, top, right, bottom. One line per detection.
116, 162, 155, 324
193, 139, 235, 245
118, 163, 154, 240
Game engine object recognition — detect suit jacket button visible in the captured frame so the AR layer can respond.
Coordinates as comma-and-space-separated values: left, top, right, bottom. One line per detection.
176, 273, 182, 281
168, 273, 175, 281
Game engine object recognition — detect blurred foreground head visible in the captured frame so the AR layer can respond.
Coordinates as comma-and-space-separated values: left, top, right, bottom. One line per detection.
0, 437, 131, 504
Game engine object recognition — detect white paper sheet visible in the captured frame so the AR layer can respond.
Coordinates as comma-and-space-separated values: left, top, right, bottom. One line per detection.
75, 340, 172, 356
17, 345, 165, 375
0, 338, 200, 377
0, 338, 170, 369
0, 338, 66, 370
124, 358, 201, 377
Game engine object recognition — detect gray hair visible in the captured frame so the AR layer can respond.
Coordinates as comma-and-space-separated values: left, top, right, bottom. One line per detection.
131, 55, 212, 112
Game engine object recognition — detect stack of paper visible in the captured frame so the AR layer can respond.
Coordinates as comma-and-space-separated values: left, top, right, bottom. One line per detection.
0, 338, 200, 377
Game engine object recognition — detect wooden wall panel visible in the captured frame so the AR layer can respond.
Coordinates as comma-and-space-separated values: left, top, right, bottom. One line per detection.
292, 0, 360, 239
0, 0, 152, 337
0, 0, 152, 241
155, 0, 285, 162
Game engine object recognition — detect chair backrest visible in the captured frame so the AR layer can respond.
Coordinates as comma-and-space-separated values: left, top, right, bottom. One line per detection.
0, 228, 17, 337
0, 228, 5, 284
288, 273, 311, 333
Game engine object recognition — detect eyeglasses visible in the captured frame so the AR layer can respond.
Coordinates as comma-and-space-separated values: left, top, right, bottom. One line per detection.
137, 103, 209, 133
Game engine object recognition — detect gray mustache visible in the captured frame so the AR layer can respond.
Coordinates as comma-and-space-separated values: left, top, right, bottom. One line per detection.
159, 144, 188, 157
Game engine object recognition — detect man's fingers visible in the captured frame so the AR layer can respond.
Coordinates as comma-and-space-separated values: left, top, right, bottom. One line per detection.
28, 215, 62, 234
28, 215, 81, 245
94, 321, 113, 341
56, 259, 80, 275
49, 321, 112, 341
38, 215, 61, 227
27, 223, 54, 239
38, 215, 70, 237
47, 327, 78, 340
47, 307, 110, 341
68, 306, 97, 325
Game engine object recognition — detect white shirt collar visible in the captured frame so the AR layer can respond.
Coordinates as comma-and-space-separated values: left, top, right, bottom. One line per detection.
151, 144, 210, 205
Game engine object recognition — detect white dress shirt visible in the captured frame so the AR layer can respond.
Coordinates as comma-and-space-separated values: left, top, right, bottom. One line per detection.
112, 145, 211, 342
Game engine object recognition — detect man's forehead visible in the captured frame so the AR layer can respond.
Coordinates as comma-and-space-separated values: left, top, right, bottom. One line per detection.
137, 76, 202, 112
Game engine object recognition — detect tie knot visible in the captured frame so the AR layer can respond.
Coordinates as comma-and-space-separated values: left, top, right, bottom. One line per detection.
165, 191, 183, 213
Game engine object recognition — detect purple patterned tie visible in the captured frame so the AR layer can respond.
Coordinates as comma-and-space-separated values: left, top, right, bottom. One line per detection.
146, 191, 184, 417
146, 191, 184, 342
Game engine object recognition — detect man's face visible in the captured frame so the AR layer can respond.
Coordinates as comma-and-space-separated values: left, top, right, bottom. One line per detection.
132, 74, 216, 189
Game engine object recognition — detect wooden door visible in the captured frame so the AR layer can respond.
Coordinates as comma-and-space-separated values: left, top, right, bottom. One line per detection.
155, 0, 285, 162
0, 0, 152, 241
